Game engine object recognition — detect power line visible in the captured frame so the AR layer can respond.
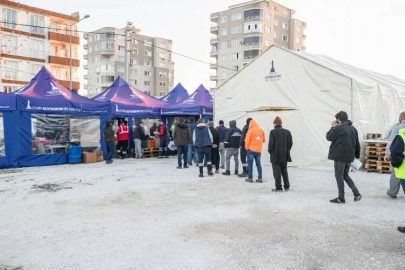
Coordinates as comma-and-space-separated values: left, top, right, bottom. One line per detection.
0, 21, 236, 72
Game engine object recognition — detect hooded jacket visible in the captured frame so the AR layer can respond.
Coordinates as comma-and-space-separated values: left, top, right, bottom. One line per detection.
224, 120, 242, 148
174, 123, 191, 146
245, 120, 265, 153
216, 124, 229, 143
268, 125, 293, 163
240, 124, 249, 148
104, 123, 115, 142
326, 121, 360, 162
193, 123, 213, 148
133, 124, 146, 140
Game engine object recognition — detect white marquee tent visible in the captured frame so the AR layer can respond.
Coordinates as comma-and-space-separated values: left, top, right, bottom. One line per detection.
214, 45, 405, 169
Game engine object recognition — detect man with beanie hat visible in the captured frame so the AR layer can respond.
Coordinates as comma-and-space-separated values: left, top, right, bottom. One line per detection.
268, 117, 293, 191
239, 118, 253, 178
193, 119, 214, 177
223, 120, 242, 176
208, 121, 221, 173
216, 120, 228, 169
245, 120, 266, 182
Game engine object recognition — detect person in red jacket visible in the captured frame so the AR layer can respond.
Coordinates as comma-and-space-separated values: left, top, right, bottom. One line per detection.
116, 120, 129, 159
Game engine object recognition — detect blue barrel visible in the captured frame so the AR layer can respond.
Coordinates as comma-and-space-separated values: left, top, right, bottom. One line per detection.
68, 144, 82, 164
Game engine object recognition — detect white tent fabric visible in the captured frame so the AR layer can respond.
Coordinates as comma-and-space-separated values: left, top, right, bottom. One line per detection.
214, 45, 405, 169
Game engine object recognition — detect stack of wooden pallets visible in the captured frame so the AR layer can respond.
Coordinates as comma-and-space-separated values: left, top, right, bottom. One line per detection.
364, 139, 391, 174
142, 148, 159, 158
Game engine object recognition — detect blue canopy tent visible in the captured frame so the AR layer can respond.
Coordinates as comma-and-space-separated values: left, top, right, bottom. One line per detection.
10, 67, 110, 168
161, 84, 213, 122
160, 83, 189, 105
0, 92, 16, 168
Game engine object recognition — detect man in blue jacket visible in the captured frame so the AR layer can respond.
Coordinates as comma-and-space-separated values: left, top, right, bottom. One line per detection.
216, 120, 228, 169
238, 118, 252, 177
193, 119, 214, 177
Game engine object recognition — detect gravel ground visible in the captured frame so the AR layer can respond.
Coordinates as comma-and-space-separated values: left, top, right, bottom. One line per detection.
0, 157, 404, 270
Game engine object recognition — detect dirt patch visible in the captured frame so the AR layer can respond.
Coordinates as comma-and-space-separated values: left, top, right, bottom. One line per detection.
32, 183, 72, 193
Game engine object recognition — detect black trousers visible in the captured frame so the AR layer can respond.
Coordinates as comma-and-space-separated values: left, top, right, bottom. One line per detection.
211, 147, 220, 170
272, 162, 290, 190
240, 147, 248, 173
117, 140, 128, 158
334, 161, 360, 200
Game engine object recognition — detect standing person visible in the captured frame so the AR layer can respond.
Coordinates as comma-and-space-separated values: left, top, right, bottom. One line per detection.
103, 120, 115, 164
216, 120, 228, 169
389, 131, 405, 234
174, 117, 190, 169
384, 112, 405, 198
150, 123, 157, 139
133, 121, 146, 159
157, 119, 169, 159
208, 121, 221, 173
268, 117, 293, 191
244, 120, 265, 183
116, 120, 129, 159
193, 119, 214, 177
326, 111, 362, 204
187, 117, 198, 166
238, 118, 252, 178
223, 120, 242, 176
171, 118, 178, 138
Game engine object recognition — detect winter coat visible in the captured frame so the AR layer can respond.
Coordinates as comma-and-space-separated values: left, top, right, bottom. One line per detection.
390, 134, 405, 168
157, 124, 168, 139
133, 125, 146, 140
385, 121, 405, 156
150, 125, 157, 136
224, 120, 242, 149
216, 125, 229, 143
209, 126, 220, 146
240, 124, 249, 148
193, 123, 213, 148
326, 121, 360, 163
174, 123, 191, 146
245, 120, 265, 153
268, 125, 293, 163
103, 125, 115, 142
116, 124, 129, 141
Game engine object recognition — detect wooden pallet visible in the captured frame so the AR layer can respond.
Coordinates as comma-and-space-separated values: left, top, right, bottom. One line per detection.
365, 142, 387, 147
142, 148, 159, 158
365, 155, 385, 161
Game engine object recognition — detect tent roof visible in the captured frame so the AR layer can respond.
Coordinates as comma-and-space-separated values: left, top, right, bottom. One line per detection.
0, 92, 16, 111
14, 67, 109, 114
217, 45, 405, 91
160, 83, 189, 104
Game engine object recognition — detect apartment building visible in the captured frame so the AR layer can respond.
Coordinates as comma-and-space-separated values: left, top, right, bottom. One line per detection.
210, 0, 307, 88
83, 27, 175, 98
0, 0, 81, 93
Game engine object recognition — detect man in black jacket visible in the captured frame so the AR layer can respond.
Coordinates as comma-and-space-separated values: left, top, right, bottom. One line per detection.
223, 120, 242, 176
239, 118, 252, 177
326, 111, 362, 204
268, 117, 293, 192
133, 121, 146, 159
174, 117, 191, 169
216, 120, 228, 169
103, 120, 115, 164
208, 121, 221, 173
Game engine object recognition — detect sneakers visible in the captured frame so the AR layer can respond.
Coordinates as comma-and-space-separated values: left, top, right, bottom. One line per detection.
238, 172, 248, 178
272, 189, 284, 192
215, 170, 220, 174
234, 171, 239, 175
330, 197, 345, 204
256, 179, 263, 183
176, 166, 182, 169
354, 194, 362, 202
183, 165, 189, 169
222, 171, 231, 176
208, 171, 214, 176
157, 156, 163, 159
163, 156, 169, 158
387, 193, 397, 199
220, 166, 225, 169
245, 178, 253, 183
284, 188, 290, 191
398, 227, 405, 233
199, 173, 204, 178
188, 163, 192, 166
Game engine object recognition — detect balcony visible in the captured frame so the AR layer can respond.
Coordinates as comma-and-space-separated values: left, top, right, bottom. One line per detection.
210, 63, 218, 69
210, 12, 219, 22
101, 49, 115, 56
49, 32, 80, 45
58, 80, 80, 91
210, 37, 218, 44
210, 74, 218, 81
49, 55, 80, 67
83, 44, 88, 50
210, 50, 218, 57
84, 75, 88, 80
302, 34, 307, 39
210, 25, 219, 34
83, 64, 88, 70
243, 43, 261, 49
83, 33, 88, 40
84, 54, 88, 60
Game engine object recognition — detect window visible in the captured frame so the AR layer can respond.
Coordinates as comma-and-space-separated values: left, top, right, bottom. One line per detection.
118, 56, 125, 62
95, 45, 100, 52
283, 10, 289, 16
130, 59, 138, 65
159, 53, 166, 60
144, 40, 152, 47
231, 39, 241, 48
221, 42, 227, 49
221, 16, 228, 24
273, 6, 279, 11
244, 50, 259, 60
274, 32, 278, 39
160, 91, 167, 96
232, 53, 240, 60
145, 61, 152, 67
88, 47, 93, 53
144, 81, 151, 86
31, 39, 45, 58
221, 54, 227, 61
144, 71, 152, 76
283, 35, 289, 42
88, 56, 93, 63
265, 40, 270, 46
282, 23, 289, 30
101, 32, 115, 40
296, 37, 301, 44
231, 25, 242, 35
101, 42, 114, 50
3, 86, 18, 93
94, 56, 100, 62
31, 64, 43, 75
2, 60, 18, 80
244, 23, 262, 33
130, 48, 138, 54
2, 9, 17, 29
265, 13, 271, 20
265, 26, 271, 34
159, 42, 166, 49
131, 39, 138, 44
244, 36, 261, 46
144, 91, 151, 95
221, 28, 227, 36
274, 20, 278, 26
118, 66, 125, 73
145, 50, 152, 57
101, 64, 114, 72
159, 82, 166, 88
233, 65, 239, 71
101, 76, 115, 83
89, 36, 93, 42
30, 15, 45, 35
244, 9, 262, 20
296, 26, 301, 33
159, 72, 167, 78
2, 35, 17, 55
159, 62, 166, 68
231, 13, 242, 21
130, 79, 137, 85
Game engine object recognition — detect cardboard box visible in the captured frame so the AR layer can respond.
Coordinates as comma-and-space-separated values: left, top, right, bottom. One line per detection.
147, 140, 155, 149
97, 155, 104, 162
95, 150, 103, 157
154, 137, 160, 149
82, 152, 97, 164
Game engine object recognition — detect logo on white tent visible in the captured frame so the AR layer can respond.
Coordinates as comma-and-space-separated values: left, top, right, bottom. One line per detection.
265, 61, 282, 82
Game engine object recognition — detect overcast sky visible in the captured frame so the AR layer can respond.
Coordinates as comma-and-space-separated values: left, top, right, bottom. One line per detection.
28, 0, 405, 93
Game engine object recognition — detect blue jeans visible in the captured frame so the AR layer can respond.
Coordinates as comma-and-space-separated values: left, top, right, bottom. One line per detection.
159, 138, 168, 157
198, 147, 212, 174
401, 180, 405, 193
106, 141, 115, 161
187, 144, 198, 164
177, 145, 188, 167
248, 150, 262, 180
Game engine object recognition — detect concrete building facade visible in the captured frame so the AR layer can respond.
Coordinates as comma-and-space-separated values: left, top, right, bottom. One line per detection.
210, 0, 306, 88
84, 27, 175, 98
0, 0, 81, 92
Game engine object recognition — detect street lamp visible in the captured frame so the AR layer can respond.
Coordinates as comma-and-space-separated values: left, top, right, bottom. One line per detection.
124, 21, 133, 81
69, 14, 90, 91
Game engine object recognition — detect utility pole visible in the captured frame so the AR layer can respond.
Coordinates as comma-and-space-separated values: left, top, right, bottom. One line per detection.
124, 22, 133, 82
